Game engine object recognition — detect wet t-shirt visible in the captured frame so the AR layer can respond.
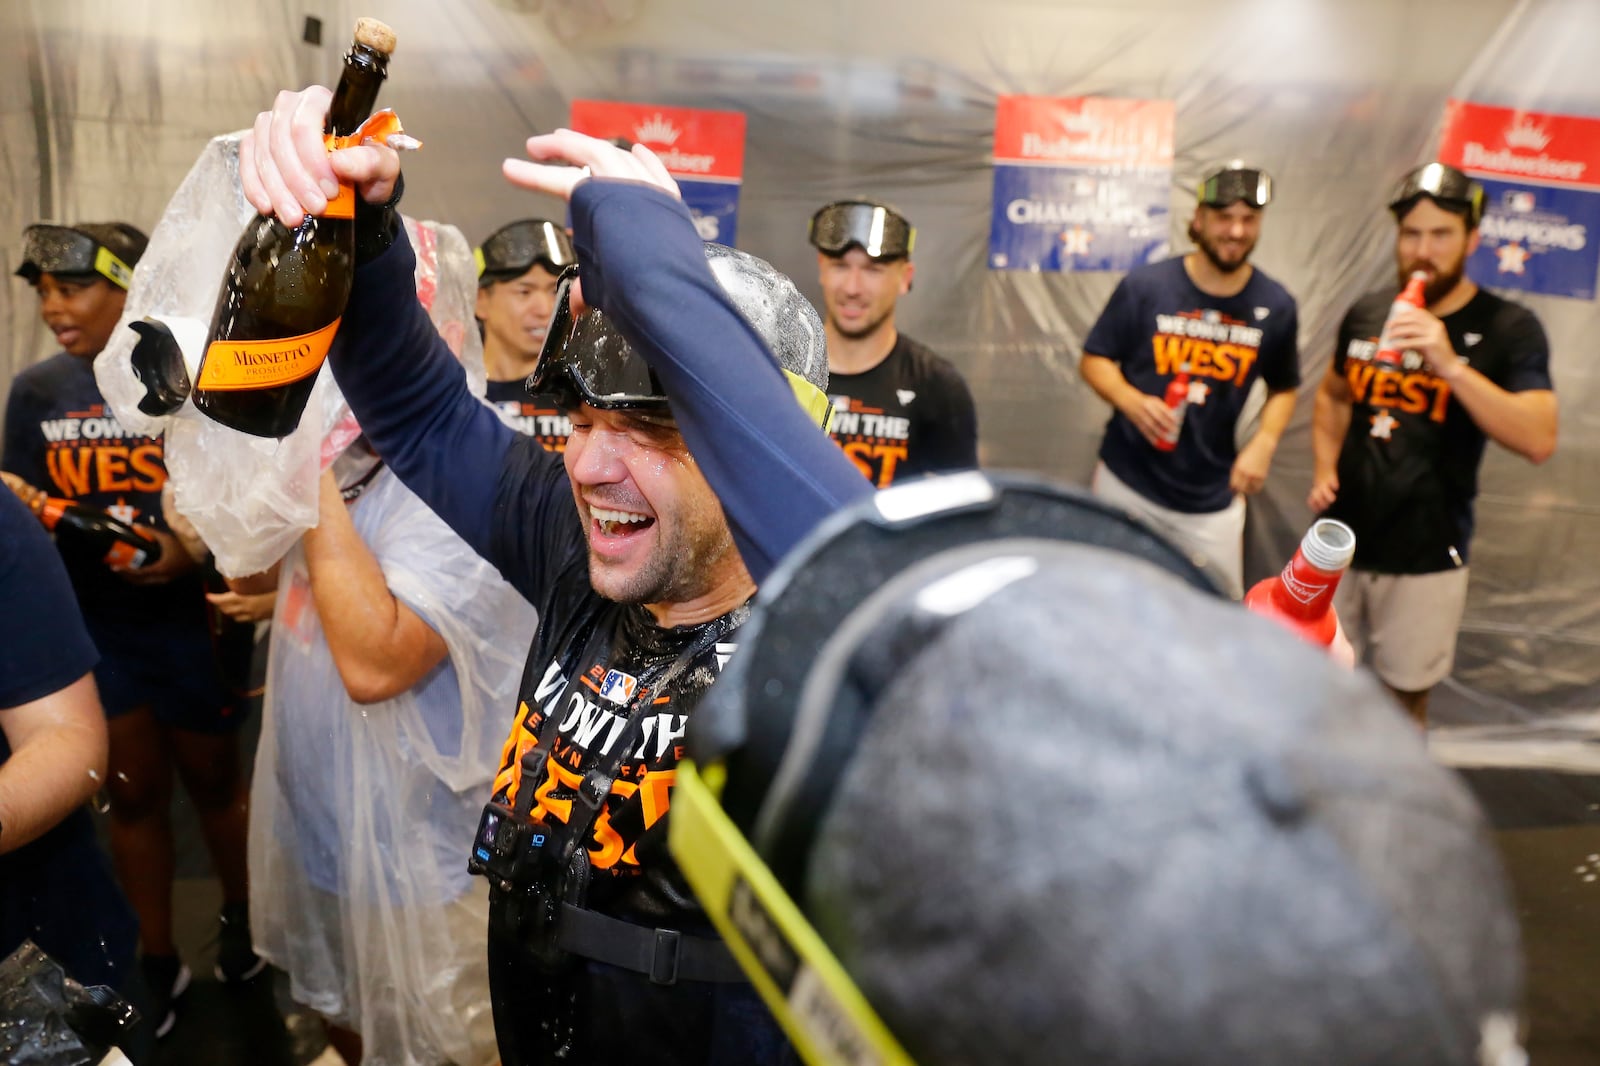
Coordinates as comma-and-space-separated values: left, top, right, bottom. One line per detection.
1322, 287, 1551, 574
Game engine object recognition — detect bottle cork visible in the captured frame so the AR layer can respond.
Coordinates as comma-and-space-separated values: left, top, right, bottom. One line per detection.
353, 17, 397, 55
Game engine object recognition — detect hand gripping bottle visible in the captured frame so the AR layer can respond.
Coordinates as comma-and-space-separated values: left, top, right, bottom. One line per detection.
1372, 271, 1428, 367
1153, 365, 1191, 452
192, 18, 396, 438
1243, 518, 1356, 647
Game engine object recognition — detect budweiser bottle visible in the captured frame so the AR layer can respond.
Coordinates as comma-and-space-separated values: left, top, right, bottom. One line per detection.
1153, 364, 1191, 452
1372, 271, 1428, 367
1243, 518, 1356, 647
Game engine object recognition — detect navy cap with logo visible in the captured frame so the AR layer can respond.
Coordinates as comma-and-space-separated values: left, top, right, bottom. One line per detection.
1389, 163, 1486, 228
475, 218, 576, 287
16, 222, 148, 290
808, 200, 915, 261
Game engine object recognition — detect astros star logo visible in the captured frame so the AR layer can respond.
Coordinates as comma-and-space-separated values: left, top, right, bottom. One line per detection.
1059, 227, 1094, 256
1495, 242, 1529, 275
1369, 411, 1398, 440
1186, 380, 1211, 406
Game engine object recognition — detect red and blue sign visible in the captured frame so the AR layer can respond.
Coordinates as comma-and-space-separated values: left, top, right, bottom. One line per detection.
571, 100, 747, 246
1438, 99, 1600, 301
988, 96, 1175, 273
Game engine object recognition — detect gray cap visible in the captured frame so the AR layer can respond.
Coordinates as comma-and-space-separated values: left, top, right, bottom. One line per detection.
804, 547, 1523, 1066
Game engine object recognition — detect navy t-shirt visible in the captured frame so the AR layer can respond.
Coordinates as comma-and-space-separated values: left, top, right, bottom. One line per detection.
1085, 257, 1300, 513
0, 489, 140, 992
2, 350, 209, 646
484, 377, 573, 453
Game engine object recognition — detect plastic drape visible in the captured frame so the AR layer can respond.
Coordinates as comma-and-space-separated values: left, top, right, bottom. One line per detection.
4, 0, 1597, 725
248, 467, 536, 1065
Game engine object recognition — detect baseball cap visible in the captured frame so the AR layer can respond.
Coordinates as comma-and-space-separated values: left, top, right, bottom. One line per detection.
16, 222, 148, 289
808, 200, 915, 260
1389, 163, 1486, 228
673, 471, 1526, 1066
475, 218, 575, 286
1198, 161, 1274, 209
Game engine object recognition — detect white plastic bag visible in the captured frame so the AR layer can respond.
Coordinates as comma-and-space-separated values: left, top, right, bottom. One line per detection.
94, 132, 485, 577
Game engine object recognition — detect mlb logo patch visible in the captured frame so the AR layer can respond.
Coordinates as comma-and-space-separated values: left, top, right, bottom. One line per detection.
599, 669, 639, 706
1504, 190, 1536, 213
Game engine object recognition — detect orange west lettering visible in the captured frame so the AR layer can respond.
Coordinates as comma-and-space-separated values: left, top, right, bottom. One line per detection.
1152, 335, 1190, 375
532, 757, 584, 825
1346, 363, 1375, 402
128, 444, 165, 492
47, 448, 93, 497
589, 780, 639, 870
1430, 380, 1452, 422
94, 446, 132, 493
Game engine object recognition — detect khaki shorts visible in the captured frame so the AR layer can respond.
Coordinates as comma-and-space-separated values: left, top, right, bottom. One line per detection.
1333, 567, 1471, 692
1091, 462, 1245, 598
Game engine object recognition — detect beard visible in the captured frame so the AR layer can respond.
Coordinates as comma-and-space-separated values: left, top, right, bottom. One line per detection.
584, 497, 738, 608
1401, 256, 1466, 306
1188, 220, 1255, 275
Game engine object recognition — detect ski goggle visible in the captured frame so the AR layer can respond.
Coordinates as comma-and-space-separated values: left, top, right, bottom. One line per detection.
1388, 163, 1485, 227
529, 268, 833, 430
1197, 165, 1273, 209
670, 473, 1225, 1066
15, 224, 136, 289
808, 202, 915, 260
475, 219, 576, 285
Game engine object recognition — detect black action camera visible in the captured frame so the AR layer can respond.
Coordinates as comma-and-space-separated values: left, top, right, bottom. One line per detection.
468, 801, 549, 894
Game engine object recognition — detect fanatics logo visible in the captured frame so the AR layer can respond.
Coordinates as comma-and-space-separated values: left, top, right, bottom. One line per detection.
599, 669, 639, 706
1464, 332, 1483, 348
1253, 306, 1270, 320
896, 389, 917, 406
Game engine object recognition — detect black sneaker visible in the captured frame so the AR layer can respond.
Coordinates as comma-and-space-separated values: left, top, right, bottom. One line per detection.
214, 901, 267, 983
139, 952, 191, 1039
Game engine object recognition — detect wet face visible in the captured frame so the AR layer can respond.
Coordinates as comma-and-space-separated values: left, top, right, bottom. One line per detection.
476, 262, 563, 367
817, 247, 913, 342
1188, 202, 1262, 275
564, 403, 742, 608
1395, 198, 1479, 305
33, 273, 126, 358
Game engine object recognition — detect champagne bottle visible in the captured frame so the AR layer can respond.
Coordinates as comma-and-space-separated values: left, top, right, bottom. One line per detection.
1242, 518, 1356, 647
192, 18, 396, 438
1372, 271, 1428, 367
39, 497, 164, 570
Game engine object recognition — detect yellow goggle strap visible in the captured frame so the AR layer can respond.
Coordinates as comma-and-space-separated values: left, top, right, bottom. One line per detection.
670, 760, 914, 1066
784, 369, 835, 433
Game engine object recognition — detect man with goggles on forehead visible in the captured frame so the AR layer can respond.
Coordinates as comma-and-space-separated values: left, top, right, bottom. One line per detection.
477, 217, 581, 450
5, 219, 267, 1035
1080, 161, 1301, 597
1310, 163, 1556, 726
808, 199, 978, 487
240, 84, 872, 1063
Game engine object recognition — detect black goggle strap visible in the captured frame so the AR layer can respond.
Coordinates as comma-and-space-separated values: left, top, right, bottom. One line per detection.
672, 760, 915, 1066
1197, 168, 1272, 209
809, 203, 915, 259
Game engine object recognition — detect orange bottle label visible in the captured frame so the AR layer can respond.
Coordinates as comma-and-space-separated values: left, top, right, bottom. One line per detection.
321, 181, 356, 220
196, 317, 341, 391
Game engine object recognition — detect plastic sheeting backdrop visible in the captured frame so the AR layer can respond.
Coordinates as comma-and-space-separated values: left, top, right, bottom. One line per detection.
2, 0, 1597, 732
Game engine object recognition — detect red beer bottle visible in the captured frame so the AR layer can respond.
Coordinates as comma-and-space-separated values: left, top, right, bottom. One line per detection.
1373, 271, 1428, 367
1153, 364, 1191, 453
1243, 518, 1356, 647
